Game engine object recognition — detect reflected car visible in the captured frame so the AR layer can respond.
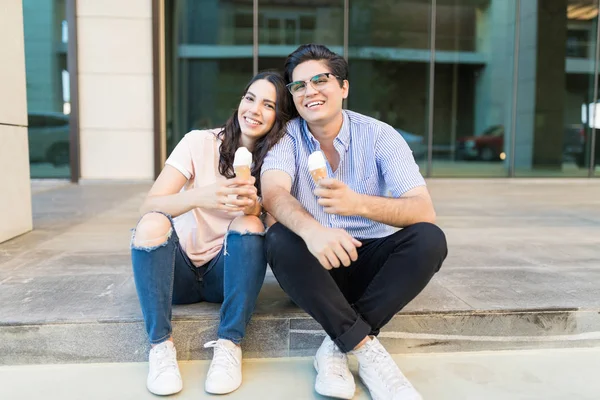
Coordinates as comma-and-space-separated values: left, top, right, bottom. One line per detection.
28, 112, 70, 166
456, 125, 504, 161
456, 125, 585, 162
395, 129, 426, 160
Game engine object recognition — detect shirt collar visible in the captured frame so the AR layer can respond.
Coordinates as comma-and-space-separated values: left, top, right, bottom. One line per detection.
300, 110, 351, 152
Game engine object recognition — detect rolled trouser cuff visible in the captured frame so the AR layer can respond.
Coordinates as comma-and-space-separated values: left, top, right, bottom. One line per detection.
333, 314, 372, 353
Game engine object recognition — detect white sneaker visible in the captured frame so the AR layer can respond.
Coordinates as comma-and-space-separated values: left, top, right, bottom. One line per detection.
147, 341, 183, 396
204, 339, 243, 394
313, 335, 356, 399
352, 337, 422, 400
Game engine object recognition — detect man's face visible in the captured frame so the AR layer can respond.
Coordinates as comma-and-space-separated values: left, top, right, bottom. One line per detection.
289, 60, 349, 126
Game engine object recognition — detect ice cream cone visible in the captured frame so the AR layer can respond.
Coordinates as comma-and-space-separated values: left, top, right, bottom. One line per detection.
310, 167, 327, 183
308, 151, 328, 184
233, 147, 253, 180
234, 165, 251, 180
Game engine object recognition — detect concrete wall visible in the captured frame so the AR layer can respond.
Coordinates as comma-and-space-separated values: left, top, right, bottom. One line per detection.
0, 0, 33, 243
77, 0, 154, 179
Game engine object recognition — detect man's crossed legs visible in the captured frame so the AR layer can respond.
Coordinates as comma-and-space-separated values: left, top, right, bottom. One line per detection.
266, 222, 447, 400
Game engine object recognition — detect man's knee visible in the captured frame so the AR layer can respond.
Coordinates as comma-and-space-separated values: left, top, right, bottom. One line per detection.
229, 215, 265, 234
132, 212, 172, 248
265, 223, 303, 262
408, 222, 448, 263
265, 222, 287, 246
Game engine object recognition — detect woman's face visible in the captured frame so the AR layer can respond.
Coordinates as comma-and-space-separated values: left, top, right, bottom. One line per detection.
237, 79, 277, 143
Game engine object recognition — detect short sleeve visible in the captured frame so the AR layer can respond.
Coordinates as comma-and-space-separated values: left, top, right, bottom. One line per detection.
260, 133, 297, 181
376, 124, 426, 197
165, 133, 195, 180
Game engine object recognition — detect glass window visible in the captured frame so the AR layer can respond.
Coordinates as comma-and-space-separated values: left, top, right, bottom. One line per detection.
514, 0, 597, 177
431, 0, 517, 177
23, 0, 71, 178
164, 0, 600, 179
166, 0, 254, 154
348, 0, 432, 169
258, 0, 344, 71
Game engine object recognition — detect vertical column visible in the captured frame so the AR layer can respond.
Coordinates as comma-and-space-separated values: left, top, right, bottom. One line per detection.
76, 0, 154, 179
532, 0, 567, 168
514, 0, 568, 170
0, 0, 33, 243
474, 0, 516, 143
514, 0, 538, 169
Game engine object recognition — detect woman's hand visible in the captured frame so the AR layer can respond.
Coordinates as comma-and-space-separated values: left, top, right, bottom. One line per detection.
196, 177, 256, 212
242, 190, 261, 216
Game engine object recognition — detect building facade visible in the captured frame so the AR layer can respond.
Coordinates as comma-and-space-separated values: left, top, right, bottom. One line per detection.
3, 0, 600, 240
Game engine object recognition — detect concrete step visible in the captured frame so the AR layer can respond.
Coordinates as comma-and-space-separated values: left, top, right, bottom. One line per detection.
2, 271, 600, 365
2, 348, 600, 399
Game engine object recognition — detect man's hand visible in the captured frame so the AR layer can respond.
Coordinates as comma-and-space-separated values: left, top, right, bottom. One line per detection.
303, 226, 362, 270
314, 178, 365, 216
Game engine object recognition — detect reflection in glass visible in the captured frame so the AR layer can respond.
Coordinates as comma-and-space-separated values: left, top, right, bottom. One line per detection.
163, 0, 600, 178
348, 0, 432, 168
166, 0, 254, 154
258, 0, 344, 73
515, 0, 597, 177
431, 0, 516, 177
23, 0, 71, 178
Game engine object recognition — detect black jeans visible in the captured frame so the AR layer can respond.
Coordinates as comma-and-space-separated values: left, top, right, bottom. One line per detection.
265, 222, 448, 353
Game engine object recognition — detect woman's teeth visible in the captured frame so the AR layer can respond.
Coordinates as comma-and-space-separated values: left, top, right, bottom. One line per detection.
245, 117, 260, 125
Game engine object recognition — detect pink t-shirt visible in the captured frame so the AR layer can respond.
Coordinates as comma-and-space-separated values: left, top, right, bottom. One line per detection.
166, 129, 242, 267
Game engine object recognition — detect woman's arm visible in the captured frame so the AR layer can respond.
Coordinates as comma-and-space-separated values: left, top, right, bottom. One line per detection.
139, 166, 203, 217
139, 165, 254, 218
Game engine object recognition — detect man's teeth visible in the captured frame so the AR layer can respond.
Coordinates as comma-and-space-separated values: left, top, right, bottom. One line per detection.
245, 117, 260, 125
307, 101, 324, 108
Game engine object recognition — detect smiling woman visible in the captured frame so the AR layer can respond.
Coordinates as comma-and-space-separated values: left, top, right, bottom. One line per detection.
130, 70, 294, 396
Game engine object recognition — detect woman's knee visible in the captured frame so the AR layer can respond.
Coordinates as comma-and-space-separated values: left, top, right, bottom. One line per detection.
133, 212, 173, 248
229, 215, 265, 234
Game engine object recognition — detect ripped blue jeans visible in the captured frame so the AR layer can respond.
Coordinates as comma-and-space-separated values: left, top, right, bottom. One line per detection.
131, 212, 267, 345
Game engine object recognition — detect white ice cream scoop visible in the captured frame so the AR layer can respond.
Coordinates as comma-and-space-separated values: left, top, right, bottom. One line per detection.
308, 151, 328, 183
233, 147, 252, 167
308, 151, 327, 171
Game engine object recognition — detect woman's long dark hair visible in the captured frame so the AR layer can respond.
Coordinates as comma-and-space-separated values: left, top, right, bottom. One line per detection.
215, 71, 293, 194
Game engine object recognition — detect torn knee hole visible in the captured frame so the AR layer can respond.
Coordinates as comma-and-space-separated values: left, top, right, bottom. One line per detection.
131, 228, 173, 251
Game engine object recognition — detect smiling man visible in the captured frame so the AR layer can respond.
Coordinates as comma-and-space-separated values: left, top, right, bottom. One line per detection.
261, 44, 448, 400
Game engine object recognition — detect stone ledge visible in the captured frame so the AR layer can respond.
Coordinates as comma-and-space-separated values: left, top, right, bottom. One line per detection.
2, 309, 599, 365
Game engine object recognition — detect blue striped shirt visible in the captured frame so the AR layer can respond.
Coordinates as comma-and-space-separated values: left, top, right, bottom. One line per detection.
261, 110, 426, 239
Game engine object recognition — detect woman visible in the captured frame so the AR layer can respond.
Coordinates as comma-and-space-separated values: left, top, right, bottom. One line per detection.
130, 71, 293, 396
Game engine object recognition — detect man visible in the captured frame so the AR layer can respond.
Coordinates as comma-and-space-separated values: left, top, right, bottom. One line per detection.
261, 44, 447, 400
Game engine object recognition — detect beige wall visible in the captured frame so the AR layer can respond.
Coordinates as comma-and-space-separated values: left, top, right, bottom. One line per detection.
0, 0, 33, 243
77, 0, 154, 179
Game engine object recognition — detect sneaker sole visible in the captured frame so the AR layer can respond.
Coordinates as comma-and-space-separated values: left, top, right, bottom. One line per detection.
313, 358, 355, 400
205, 379, 242, 395
147, 383, 183, 396
358, 373, 423, 400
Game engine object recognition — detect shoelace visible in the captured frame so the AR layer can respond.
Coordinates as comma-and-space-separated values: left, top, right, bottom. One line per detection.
367, 345, 411, 393
153, 344, 178, 374
204, 340, 240, 376
324, 340, 349, 379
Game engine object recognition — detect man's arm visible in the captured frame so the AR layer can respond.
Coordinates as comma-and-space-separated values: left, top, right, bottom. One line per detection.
262, 170, 362, 269
261, 169, 321, 238
357, 185, 436, 227
315, 180, 435, 228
